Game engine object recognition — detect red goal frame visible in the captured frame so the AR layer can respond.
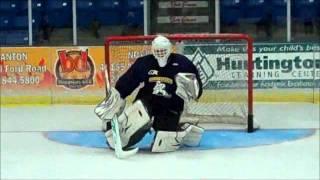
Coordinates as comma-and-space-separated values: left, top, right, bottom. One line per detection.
105, 33, 255, 132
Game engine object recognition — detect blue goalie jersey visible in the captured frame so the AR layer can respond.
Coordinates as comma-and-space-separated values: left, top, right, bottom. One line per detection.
115, 53, 203, 113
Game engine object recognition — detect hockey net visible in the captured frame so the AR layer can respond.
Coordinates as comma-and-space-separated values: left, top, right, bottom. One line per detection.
105, 34, 254, 132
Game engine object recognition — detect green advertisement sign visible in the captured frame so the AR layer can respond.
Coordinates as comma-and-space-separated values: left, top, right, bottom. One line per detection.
184, 43, 320, 89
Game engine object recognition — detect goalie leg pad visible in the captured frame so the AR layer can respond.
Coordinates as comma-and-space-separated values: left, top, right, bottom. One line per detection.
151, 131, 186, 153
106, 100, 152, 149
180, 123, 204, 147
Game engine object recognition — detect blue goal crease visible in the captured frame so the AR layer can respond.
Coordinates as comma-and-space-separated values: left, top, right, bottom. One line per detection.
44, 129, 316, 150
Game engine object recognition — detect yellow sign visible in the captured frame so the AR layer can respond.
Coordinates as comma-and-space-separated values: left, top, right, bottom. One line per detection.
0, 47, 106, 104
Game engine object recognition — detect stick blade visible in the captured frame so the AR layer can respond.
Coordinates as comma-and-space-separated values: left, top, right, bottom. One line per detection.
115, 147, 139, 159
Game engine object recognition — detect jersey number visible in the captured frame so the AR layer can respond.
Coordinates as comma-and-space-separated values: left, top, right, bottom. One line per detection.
153, 81, 169, 97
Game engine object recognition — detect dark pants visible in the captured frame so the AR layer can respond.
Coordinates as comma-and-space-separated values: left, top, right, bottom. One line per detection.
139, 97, 182, 131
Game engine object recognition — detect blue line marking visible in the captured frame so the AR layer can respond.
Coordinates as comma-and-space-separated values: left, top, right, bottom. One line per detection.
44, 129, 315, 150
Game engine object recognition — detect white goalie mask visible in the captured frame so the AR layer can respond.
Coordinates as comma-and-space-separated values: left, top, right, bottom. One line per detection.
151, 35, 172, 67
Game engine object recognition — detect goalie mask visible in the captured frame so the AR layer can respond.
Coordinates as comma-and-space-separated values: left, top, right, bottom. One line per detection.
151, 35, 172, 67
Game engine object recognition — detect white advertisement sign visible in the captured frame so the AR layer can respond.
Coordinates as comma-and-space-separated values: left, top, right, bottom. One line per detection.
184, 43, 320, 89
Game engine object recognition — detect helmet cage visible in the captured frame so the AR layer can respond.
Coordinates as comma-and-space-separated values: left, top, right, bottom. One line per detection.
153, 48, 169, 61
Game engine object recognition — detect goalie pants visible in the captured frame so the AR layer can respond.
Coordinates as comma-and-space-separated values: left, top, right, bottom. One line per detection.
139, 98, 182, 131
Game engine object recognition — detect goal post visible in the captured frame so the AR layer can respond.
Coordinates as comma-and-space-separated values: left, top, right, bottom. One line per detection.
104, 33, 255, 132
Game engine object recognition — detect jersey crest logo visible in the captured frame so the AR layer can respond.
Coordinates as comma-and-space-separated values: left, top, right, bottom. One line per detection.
148, 70, 158, 75
152, 81, 169, 97
191, 48, 214, 87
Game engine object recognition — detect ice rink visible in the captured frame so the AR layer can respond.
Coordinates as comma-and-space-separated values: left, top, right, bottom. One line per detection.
1, 103, 319, 180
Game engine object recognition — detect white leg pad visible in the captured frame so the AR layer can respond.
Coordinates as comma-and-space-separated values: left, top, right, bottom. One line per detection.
151, 131, 187, 153
180, 123, 204, 147
105, 100, 151, 148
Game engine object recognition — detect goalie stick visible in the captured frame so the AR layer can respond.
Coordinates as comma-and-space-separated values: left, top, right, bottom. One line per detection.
104, 68, 139, 159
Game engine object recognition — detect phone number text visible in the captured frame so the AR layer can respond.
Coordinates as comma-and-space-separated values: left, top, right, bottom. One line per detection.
1, 76, 40, 85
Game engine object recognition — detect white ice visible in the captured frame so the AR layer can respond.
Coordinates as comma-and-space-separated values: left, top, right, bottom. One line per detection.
1, 103, 319, 180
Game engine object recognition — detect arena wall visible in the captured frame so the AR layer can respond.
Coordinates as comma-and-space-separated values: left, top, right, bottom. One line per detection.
0, 43, 319, 105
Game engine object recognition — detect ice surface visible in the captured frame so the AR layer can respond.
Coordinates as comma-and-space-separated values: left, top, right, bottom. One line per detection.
1, 103, 319, 179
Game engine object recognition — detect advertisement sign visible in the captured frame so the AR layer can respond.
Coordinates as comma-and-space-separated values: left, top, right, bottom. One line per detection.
107, 42, 319, 103
183, 43, 320, 89
1, 43, 319, 104
0, 48, 52, 88
0, 47, 106, 104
